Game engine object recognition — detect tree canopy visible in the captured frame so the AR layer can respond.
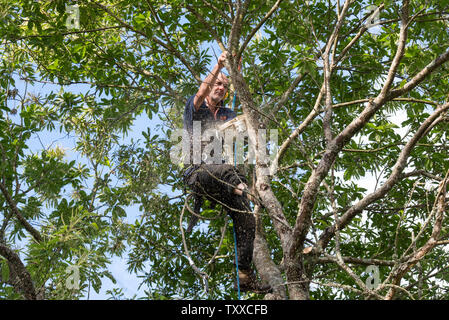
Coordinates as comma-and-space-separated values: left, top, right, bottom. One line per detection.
0, 0, 449, 300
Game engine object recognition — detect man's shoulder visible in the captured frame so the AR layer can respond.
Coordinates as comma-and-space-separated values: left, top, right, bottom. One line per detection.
186, 94, 210, 111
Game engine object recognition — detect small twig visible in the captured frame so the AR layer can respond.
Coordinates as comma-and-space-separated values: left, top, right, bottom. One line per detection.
179, 196, 210, 295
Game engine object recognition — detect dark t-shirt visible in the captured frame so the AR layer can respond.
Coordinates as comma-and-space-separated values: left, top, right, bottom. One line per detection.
183, 95, 236, 165
183, 95, 236, 134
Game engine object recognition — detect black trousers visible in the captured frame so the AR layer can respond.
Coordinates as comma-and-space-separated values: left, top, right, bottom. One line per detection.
185, 164, 255, 271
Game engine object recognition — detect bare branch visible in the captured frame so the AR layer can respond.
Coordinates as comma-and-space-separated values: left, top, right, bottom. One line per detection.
316, 255, 395, 266
384, 170, 448, 299
379, 0, 409, 98
236, 0, 284, 60
0, 181, 42, 243
253, 208, 287, 299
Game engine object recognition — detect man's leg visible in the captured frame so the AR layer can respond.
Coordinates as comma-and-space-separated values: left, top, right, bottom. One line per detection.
191, 164, 271, 293
226, 194, 255, 272
192, 164, 247, 201
191, 164, 254, 268
226, 193, 271, 293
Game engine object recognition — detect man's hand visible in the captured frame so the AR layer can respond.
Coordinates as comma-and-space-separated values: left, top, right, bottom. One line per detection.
217, 51, 229, 68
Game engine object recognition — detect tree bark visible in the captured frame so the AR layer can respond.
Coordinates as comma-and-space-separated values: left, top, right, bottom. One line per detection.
253, 209, 286, 300
0, 243, 37, 300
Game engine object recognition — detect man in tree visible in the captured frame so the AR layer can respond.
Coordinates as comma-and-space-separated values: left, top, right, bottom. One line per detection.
183, 51, 271, 294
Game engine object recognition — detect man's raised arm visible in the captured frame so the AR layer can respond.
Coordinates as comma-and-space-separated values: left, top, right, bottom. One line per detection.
193, 51, 228, 111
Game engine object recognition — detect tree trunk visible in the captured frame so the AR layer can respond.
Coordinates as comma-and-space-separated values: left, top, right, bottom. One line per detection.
285, 254, 310, 300
253, 210, 286, 300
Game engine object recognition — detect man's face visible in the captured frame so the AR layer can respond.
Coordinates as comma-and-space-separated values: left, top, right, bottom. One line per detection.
209, 73, 229, 104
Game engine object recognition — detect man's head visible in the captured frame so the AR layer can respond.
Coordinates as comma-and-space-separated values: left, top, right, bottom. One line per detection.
208, 72, 229, 105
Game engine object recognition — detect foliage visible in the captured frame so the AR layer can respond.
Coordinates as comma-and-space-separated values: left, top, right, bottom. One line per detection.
0, 0, 448, 300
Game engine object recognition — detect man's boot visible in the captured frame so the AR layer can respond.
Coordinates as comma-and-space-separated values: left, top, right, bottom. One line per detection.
235, 269, 272, 294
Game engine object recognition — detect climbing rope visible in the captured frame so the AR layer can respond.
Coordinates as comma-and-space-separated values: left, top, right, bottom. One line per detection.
231, 56, 243, 300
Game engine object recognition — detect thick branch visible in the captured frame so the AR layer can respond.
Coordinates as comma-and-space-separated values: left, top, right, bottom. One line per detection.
225, 46, 292, 250
0, 181, 42, 243
236, 0, 284, 60
0, 243, 37, 300
253, 209, 287, 300
316, 255, 395, 266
